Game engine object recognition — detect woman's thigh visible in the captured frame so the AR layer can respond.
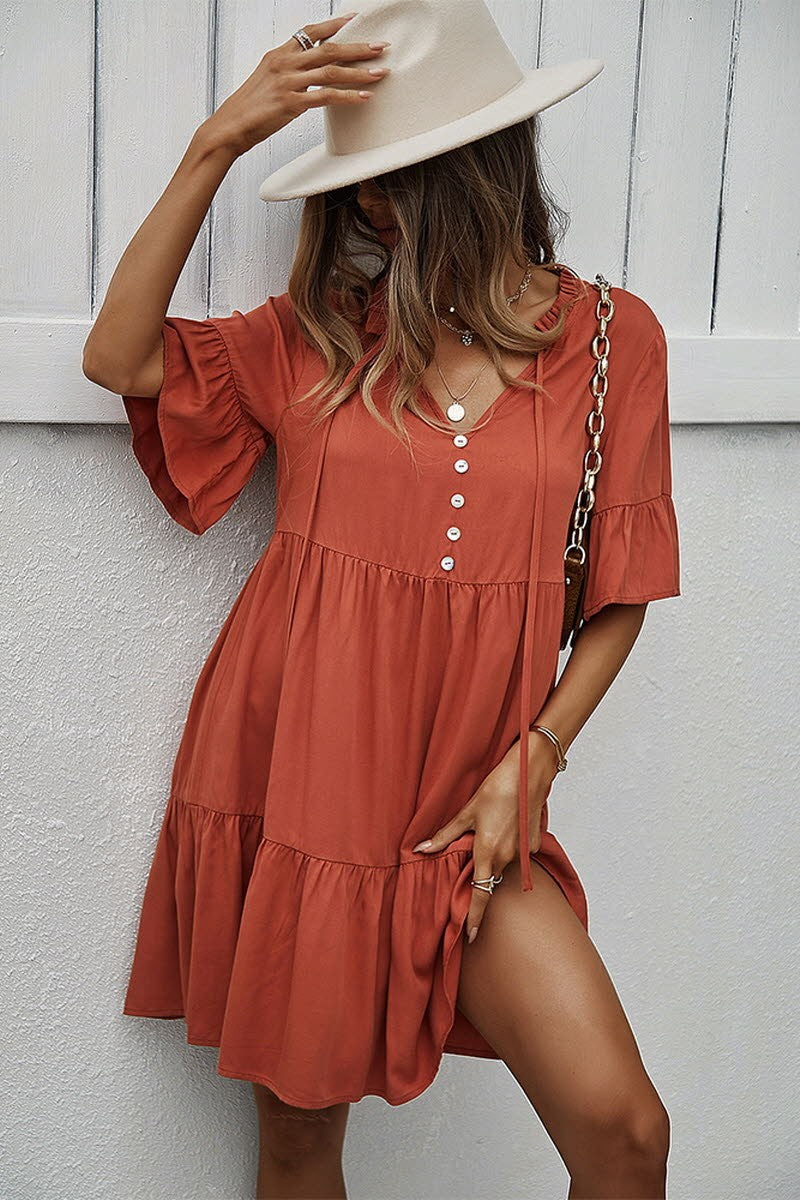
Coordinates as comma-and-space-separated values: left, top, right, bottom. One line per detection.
455, 857, 668, 1164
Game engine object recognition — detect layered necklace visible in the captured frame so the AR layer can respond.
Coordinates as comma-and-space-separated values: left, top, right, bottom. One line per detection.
430, 259, 535, 424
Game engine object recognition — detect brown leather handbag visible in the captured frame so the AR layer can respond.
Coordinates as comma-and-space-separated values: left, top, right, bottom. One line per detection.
560, 273, 615, 650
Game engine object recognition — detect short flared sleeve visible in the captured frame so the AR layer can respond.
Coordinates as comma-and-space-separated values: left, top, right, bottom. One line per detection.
121, 292, 304, 535
581, 320, 682, 621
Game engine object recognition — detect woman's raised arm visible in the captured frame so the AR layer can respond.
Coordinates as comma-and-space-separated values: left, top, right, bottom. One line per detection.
81, 12, 389, 397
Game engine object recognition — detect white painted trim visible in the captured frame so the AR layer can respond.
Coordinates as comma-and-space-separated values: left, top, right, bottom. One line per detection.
667, 336, 800, 422
2, 320, 799, 424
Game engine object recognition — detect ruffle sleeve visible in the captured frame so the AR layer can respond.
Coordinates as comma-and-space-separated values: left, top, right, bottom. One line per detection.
581, 321, 682, 621
121, 294, 302, 535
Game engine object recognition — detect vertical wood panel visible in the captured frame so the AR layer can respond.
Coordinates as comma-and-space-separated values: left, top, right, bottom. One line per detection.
96, 0, 213, 319
628, 0, 735, 334
0, 0, 94, 317
714, 0, 800, 335
211, 0, 333, 312
537, 0, 643, 287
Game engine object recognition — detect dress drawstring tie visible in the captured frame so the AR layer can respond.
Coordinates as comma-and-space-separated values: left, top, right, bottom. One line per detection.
283, 344, 384, 659
516, 349, 547, 892
282, 408, 334, 659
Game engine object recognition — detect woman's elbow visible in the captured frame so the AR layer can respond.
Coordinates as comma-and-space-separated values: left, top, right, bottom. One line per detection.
81, 330, 162, 397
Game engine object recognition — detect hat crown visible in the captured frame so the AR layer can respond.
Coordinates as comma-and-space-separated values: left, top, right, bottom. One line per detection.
325, 0, 524, 159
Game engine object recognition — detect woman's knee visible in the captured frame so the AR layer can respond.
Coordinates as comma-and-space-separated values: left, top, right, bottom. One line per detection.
618, 1095, 671, 1167
578, 1088, 671, 1171
251, 1083, 349, 1169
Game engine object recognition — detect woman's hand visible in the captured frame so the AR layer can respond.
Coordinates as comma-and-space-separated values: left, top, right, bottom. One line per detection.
411, 738, 560, 944
199, 13, 392, 157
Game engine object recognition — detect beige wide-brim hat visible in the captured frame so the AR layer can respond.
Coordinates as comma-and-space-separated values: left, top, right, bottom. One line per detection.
258, 0, 604, 202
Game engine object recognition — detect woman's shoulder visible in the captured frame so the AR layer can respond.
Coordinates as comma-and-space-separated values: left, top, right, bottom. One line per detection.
239, 289, 301, 337
606, 282, 664, 349
215, 290, 308, 370
571, 275, 666, 372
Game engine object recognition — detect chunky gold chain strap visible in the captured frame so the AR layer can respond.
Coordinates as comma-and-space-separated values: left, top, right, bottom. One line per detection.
564, 274, 614, 568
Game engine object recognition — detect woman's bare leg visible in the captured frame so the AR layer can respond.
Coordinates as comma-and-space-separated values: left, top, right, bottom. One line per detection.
251, 1084, 351, 1200
456, 857, 670, 1199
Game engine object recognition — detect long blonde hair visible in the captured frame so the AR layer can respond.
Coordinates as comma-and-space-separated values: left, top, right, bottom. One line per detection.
286, 114, 579, 450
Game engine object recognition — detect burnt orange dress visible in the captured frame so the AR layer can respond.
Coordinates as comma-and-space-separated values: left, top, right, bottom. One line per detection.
120, 264, 681, 1108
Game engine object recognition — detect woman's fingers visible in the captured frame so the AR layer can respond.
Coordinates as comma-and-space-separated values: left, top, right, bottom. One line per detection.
283, 14, 359, 47
411, 809, 472, 854
298, 85, 376, 108
280, 13, 390, 68
271, 15, 392, 110
293, 36, 391, 68
280, 18, 391, 107
289, 62, 390, 92
465, 850, 503, 945
292, 57, 390, 109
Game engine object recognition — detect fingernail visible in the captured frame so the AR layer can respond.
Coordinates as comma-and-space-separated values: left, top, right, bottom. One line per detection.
412, 840, 433, 852
467, 927, 478, 944
340, 11, 358, 17
370, 40, 391, 48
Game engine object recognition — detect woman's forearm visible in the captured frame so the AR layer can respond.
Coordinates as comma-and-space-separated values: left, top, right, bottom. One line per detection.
530, 602, 648, 761
83, 17, 390, 399
81, 122, 240, 396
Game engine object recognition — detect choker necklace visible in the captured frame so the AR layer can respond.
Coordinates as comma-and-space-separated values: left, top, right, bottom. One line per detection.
435, 259, 535, 346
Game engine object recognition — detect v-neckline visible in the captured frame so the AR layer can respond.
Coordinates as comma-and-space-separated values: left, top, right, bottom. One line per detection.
417, 352, 541, 437
415, 263, 579, 437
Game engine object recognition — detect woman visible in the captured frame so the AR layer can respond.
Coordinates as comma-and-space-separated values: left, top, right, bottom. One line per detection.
83, 7, 681, 1198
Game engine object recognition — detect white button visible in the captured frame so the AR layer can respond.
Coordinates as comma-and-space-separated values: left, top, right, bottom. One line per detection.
454, 459, 469, 473
453, 434, 468, 448
450, 493, 465, 508
440, 556, 455, 570
446, 526, 461, 541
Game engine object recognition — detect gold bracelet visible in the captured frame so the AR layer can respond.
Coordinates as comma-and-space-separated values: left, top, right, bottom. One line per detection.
530, 724, 568, 771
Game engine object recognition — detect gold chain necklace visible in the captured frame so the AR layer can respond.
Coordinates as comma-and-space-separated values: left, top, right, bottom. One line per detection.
431, 260, 534, 423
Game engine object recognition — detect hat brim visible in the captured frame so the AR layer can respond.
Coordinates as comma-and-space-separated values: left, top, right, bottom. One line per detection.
258, 58, 604, 201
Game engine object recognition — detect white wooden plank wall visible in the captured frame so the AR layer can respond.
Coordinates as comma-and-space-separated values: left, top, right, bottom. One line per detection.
1, 0, 798, 422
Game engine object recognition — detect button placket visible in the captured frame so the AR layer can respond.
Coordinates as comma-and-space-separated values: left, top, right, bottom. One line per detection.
440, 431, 470, 572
